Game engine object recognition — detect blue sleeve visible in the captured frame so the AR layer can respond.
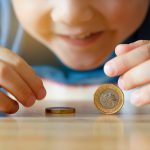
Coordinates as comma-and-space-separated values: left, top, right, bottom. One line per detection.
0, 0, 24, 53
0, 0, 11, 47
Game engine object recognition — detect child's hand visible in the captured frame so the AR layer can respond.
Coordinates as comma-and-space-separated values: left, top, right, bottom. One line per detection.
104, 40, 150, 107
0, 47, 46, 113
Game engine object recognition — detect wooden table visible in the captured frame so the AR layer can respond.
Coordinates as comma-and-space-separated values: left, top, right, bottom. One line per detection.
0, 82, 150, 150
0, 83, 150, 150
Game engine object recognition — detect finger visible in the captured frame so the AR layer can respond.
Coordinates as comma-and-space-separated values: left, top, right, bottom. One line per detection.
115, 40, 150, 56
130, 84, 150, 107
118, 60, 150, 90
0, 92, 19, 114
0, 61, 36, 107
0, 47, 46, 100
104, 44, 150, 77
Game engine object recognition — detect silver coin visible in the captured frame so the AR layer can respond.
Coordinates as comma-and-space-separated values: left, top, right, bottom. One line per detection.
99, 89, 119, 109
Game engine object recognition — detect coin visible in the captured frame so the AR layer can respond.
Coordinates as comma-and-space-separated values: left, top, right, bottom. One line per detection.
94, 84, 124, 114
45, 107, 76, 115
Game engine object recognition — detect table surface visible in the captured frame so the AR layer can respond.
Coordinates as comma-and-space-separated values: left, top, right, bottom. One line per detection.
1, 105, 150, 150
1, 81, 150, 150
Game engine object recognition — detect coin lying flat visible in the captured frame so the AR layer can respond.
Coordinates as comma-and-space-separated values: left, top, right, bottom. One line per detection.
45, 107, 76, 115
94, 84, 124, 114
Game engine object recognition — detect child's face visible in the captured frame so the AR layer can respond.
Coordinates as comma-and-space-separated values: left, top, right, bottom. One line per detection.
12, 0, 149, 70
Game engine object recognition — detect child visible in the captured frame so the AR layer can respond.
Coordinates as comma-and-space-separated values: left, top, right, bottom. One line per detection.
0, 0, 149, 114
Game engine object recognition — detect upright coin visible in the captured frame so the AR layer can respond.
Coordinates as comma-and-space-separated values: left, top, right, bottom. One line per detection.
94, 84, 124, 114
45, 107, 76, 115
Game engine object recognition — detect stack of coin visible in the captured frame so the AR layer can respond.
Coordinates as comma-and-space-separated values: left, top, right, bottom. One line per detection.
94, 84, 124, 114
45, 107, 76, 115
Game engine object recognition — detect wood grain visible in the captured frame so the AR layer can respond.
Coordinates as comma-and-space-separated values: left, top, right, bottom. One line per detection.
0, 109, 150, 150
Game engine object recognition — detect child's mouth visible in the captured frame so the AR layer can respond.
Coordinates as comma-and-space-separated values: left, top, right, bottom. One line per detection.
58, 31, 104, 46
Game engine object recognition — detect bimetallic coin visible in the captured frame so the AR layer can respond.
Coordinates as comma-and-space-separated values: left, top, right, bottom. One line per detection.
94, 84, 124, 114
45, 107, 76, 115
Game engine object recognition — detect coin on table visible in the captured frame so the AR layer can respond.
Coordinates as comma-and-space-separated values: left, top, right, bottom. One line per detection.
94, 84, 124, 114
45, 107, 76, 115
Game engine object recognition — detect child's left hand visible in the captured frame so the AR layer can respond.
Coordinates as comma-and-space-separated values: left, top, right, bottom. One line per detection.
104, 40, 150, 107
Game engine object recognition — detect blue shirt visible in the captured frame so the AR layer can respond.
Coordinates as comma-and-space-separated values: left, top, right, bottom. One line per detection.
0, 0, 150, 85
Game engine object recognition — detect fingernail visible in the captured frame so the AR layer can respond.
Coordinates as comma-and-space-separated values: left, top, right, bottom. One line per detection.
130, 93, 142, 107
116, 44, 123, 50
118, 78, 125, 90
38, 88, 46, 99
104, 63, 116, 76
26, 95, 36, 107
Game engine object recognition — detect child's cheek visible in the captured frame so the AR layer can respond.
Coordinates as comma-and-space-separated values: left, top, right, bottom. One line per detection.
100, 1, 149, 41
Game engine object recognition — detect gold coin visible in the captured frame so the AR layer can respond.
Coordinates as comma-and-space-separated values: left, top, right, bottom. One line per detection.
45, 107, 76, 115
94, 84, 124, 114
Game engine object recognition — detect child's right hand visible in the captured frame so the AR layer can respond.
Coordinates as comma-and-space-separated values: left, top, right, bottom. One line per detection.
0, 47, 46, 114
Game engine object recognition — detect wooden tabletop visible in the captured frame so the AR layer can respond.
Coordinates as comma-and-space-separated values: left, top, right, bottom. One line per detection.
1, 81, 150, 150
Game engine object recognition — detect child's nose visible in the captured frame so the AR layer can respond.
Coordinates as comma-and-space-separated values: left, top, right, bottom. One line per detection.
51, 1, 94, 25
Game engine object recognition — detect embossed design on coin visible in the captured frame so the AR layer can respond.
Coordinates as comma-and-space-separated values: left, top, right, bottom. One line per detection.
100, 89, 119, 109
94, 84, 124, 114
